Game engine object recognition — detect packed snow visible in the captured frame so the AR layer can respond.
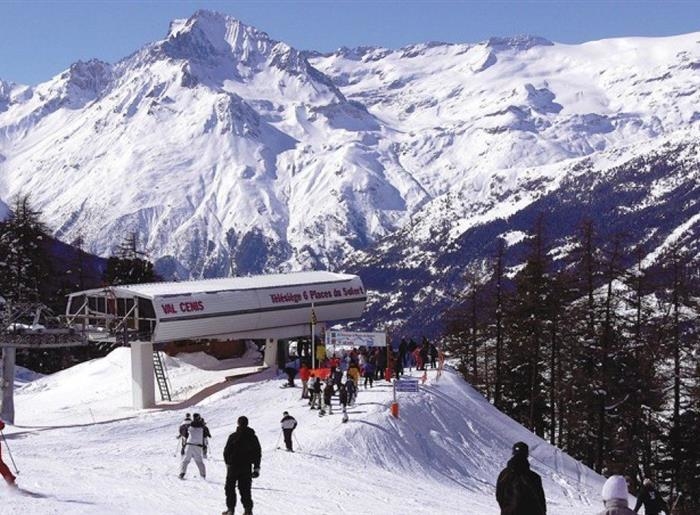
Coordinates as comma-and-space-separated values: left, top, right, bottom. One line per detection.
1, 348, 612, 514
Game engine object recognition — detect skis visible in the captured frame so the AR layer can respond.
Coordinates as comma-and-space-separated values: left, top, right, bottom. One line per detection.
12, 486, 48, 498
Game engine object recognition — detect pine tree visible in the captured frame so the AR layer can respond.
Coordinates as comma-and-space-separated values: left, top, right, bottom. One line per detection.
104, 233, 159, 285
502, 214, 555, 437
0, 194, 52, 302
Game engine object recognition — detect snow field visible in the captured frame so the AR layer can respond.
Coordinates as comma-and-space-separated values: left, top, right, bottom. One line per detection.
2, 349, 607, 514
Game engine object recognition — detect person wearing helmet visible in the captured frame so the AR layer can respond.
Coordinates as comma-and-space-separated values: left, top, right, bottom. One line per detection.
179, 413, 211, 479
496, 441, 546, 514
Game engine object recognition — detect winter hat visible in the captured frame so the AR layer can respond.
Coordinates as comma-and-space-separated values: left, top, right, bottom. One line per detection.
193, 413, 201, 420
184, 413, 191, 420
602, 475, 629, 501
238, 416, 249, 427
283, 411, 289, 416
512, 441, 529, 458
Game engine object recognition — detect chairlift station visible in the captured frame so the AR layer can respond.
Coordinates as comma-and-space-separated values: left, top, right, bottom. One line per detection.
1, 271, 366, 416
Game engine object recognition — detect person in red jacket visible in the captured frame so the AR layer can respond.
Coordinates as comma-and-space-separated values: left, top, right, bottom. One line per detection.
0, 419, 17, 486
299, 363, 311, 400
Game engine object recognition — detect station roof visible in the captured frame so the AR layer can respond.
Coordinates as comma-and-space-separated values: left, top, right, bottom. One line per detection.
69, 271, 360, 299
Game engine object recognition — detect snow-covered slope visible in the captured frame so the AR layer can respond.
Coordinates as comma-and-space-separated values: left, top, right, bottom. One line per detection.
3, 349, 607, 514
346, 132, 700, 333
0, 11, 698, 280
0, 10, 422, 277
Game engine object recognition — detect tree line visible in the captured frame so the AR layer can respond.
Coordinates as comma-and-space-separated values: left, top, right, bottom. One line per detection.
0, 195, 159, 373
443, 215, 699, 514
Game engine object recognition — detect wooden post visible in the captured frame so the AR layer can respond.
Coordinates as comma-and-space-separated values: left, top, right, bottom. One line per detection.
311, 303, 316, 370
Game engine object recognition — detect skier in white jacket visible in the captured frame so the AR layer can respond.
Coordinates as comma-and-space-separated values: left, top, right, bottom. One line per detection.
179, 413, 211, 479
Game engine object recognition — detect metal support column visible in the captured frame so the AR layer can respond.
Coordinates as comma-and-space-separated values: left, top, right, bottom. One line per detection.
0, 347, 16, 424
131, 340, 155, 409
264, 338, 277, 370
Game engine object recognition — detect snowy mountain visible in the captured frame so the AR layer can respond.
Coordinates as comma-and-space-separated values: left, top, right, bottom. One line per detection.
3, 349, 607, 514
0, 11, 698, 296
0, 10, 417, 278
346, 133, 700, 333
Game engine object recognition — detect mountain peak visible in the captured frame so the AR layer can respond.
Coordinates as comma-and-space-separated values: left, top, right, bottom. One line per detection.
163, 10, 274, 62
61, 59, 112, 92
486, 34, 553, 51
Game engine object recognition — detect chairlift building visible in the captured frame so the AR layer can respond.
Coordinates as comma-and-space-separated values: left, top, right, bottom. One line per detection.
66, 271, 366, 408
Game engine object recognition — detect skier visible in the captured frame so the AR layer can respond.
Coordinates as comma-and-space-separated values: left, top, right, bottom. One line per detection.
299, 362, 311, 399
633, 478, 668, 515
222, 416, 261, 515
321, 380, 334, 416
399, 337, 408, 370
283, 356, 298, 387
496, 441, 546, 515
280, 411, 297, 452
345, 377, 357, 407
0, 418, 16, 486
347, 361, 361, 387
338, 383, 349, 422
598, 475, 635, 515
332, 366, 343, 392
363, 360, 375, 389
429, 343, 438, 369
177, 413, 192, 456
179, 413, 211, 479
309, 375, 322, 410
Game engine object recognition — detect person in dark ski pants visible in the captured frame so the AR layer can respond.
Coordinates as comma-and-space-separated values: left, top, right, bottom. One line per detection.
280, 411, 297, 452
0, 419, 16, 486
321, 381, 334, 415
338, 383, 349, 409
345, 377, 357, 406
363, 361, 375, 389
496, 441, 546, 515
309, 376, 322, 409
177, 413, 192, 456
223, 416, 261, 515
633, 478, 668, 515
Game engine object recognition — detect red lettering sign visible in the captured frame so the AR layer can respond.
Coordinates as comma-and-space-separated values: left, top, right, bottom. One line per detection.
179, 301, 205, 313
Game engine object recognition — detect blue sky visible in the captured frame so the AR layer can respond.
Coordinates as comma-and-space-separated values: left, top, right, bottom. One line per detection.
1, 0, 699, 85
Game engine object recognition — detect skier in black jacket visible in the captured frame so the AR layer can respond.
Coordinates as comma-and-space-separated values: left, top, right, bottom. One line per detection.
633, 478, 668, 515
222, 416, 262, 515
280, 411, 297, 452
496, 441, 546, 515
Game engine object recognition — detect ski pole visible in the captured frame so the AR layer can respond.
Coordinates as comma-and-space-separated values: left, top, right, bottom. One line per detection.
293, 432, 302, 451
0, 430, 19, 475
275, 431, 282, 449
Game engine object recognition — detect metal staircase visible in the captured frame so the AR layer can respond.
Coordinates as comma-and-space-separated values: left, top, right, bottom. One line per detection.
152, 350, 172, 401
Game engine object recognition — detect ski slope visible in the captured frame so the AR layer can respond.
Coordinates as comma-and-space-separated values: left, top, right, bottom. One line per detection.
2, 349, 608, 514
